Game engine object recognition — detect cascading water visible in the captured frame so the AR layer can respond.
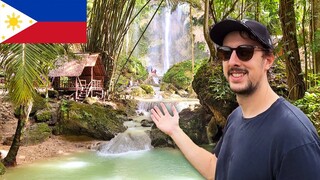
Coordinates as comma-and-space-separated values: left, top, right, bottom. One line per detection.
136, 98, 199, 117
98, 115, 153, 154
142, 3, 191, 76
135, 86, 199, 118
97, 129, 152, 155
163, 6, 171, 73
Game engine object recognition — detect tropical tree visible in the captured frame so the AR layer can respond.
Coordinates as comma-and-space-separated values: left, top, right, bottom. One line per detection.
85, 0, 138, 97
0, 43, 60, 166
311, 0, 320, 74
279, 0, 305, 100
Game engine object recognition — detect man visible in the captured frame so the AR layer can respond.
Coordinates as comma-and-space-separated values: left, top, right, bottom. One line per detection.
150, 18, 320, 180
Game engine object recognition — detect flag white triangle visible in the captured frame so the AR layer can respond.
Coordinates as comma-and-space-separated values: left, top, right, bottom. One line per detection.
0, 1, 37, 43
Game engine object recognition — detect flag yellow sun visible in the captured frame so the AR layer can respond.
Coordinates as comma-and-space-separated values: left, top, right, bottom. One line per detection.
5, 13, 22, 31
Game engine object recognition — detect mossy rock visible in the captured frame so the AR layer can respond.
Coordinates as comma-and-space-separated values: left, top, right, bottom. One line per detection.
160, 83, 178, 94
30, 95, 48, 116
115, 99, 138, 117
130, 87, 147, 97
150, 128, 175, 148
150, 107, 213, 147
140, 84, 154, 94
192, 60, 237, 127
0, 162, 5, 175
162, 59, 205, 91
179, 107, 213, 145
48, 90, 59, 98
54, 100, 127, 140
21, 123, 51, 145
116, 56, 148, 88
35, 109, 52, 122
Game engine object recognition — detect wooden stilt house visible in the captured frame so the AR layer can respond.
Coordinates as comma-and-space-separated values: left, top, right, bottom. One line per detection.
49, 53, 106, 101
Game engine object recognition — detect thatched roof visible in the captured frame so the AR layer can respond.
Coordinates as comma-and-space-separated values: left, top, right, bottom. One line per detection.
48, 53, 105, 77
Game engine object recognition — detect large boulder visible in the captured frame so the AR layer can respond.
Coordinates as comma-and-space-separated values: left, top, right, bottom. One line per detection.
21, 123, 51, 145
192, 60, 238, 128
53, 100, 127, 140
150, 106, 212, 147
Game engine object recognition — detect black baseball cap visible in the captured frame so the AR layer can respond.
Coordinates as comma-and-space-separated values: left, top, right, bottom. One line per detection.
210, 19, 273, 50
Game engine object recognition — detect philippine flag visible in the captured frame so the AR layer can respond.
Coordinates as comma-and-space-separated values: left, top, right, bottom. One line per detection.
0, 0, 86, 43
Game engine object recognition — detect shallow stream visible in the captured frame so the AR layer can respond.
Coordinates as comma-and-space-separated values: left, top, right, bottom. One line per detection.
2, 148, 204, 180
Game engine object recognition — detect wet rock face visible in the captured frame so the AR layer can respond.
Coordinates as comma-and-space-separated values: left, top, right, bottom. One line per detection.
179, 107, 213, 144
150, 106, 214, 148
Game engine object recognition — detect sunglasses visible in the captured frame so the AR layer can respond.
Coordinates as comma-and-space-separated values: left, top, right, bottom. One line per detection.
216, 45, 267, 61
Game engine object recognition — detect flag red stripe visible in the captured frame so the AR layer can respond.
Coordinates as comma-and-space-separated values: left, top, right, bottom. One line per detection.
4, 22, 87, 43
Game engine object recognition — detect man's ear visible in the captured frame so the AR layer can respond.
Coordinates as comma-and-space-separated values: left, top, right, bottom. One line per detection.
265, 54, 275, 70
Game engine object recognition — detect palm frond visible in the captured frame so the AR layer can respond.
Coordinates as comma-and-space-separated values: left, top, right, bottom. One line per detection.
0, 43, 60, 106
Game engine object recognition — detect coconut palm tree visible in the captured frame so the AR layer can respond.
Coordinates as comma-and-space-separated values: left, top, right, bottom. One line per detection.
0, 43, 60, 166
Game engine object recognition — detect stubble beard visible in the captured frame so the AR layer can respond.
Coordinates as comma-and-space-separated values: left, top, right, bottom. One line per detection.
229, 80, 258, 96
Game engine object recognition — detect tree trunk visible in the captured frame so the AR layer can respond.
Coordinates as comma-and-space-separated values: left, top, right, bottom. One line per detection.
313, 0, 320, 73
204, 0, 215, 61
190, 5, 195, 77
279, 0, 305, 100
3, 104, 32, 167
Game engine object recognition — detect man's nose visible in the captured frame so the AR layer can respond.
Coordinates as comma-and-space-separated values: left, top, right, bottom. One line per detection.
228, 50, 241, 66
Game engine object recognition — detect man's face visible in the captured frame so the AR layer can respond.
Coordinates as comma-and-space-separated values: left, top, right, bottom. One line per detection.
221, 31, 269, 96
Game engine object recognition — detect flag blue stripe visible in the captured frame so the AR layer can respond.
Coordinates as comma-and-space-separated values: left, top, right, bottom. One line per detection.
2, 0, 86, 22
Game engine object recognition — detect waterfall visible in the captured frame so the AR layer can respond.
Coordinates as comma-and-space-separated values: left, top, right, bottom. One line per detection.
141, 3, 191, 76
163, 6, 171, 73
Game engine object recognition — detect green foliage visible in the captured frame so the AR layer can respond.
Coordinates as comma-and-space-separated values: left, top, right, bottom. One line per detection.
294, 87, 320, 135
35, 110, 52, 122
207, 64, 234, 100
116, 55, 148, 89
192, 59, 238, 127
268, 59, 289, 98
163, 58, 205, 90
307, 73, 320, 87
193, 60, 235, 101
60, 100, 69, 117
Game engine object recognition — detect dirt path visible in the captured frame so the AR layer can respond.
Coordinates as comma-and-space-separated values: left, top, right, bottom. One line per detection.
0, 136, 101, 165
